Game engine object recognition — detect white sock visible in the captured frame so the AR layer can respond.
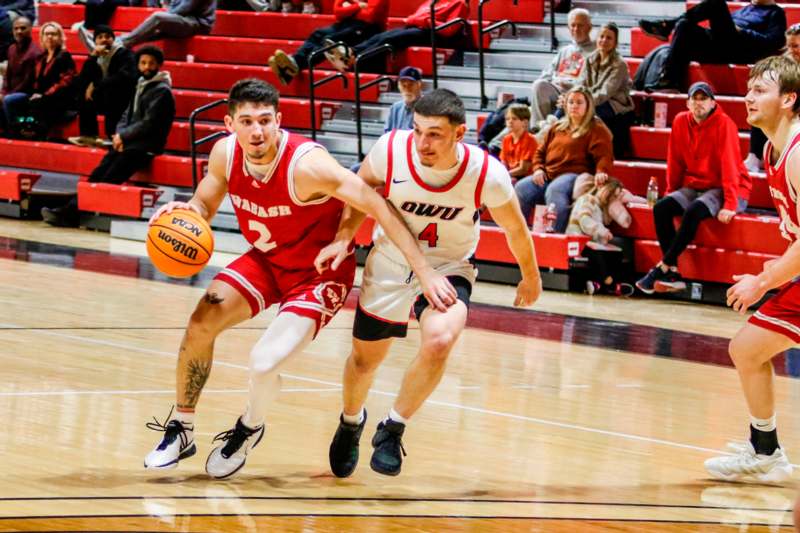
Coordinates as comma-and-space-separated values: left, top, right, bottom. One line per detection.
342, 407, 365, 426
174, 409, 195, 429
385, 407, 408, 425
750, 414, 777, 432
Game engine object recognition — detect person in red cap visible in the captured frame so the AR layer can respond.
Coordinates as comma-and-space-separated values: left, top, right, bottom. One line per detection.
636, 81, 752, 294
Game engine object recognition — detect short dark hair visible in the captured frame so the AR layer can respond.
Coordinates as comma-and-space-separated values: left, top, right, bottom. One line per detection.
413, 89, 466, 125
227, 78, 280, 115
93, 24, 114, 40
135, 45, 164, 65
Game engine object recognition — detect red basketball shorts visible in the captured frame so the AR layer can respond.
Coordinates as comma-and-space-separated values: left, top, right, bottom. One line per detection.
749, 280, 800, 343
215, 248, 356, 335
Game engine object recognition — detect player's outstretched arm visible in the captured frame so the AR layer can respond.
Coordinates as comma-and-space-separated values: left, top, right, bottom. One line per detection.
298, 148, 457, 311
728, 151, 800, 313
488, 195, 542, 307
149, 139, 229, 224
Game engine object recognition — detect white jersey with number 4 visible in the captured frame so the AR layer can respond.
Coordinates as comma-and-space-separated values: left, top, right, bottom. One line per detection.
367, 129, 515, 268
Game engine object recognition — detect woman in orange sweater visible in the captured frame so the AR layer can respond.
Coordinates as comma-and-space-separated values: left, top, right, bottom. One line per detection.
514, 87, 614, 232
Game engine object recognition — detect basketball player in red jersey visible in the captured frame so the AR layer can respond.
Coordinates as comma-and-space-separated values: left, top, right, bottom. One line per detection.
705, 56, 800, 483
143, 78, 457, 479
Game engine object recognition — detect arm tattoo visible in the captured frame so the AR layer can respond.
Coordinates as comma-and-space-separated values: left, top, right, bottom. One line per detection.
184, 359, 211, 408
204, 292, 224, 304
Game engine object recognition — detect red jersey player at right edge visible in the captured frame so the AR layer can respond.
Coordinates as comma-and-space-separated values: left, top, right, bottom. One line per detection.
705, 55, 800, 484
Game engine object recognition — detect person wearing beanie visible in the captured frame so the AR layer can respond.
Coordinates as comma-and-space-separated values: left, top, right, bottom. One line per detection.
636, 82, 753, 294
69, 24, 137, 147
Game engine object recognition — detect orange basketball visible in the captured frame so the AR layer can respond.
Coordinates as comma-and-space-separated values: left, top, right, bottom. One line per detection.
147, 209, 214, 278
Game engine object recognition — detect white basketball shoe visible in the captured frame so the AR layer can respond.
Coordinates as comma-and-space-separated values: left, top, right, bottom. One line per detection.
705, 441, 793, 484
144, 413, 196, 469
205, 417, 265, 479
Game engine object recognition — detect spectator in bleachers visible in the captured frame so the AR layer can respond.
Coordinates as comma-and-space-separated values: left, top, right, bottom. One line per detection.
267, 0, 389, 85
530, 8, 594, 125
0, 0, 34, 62
635, 82, 752, 294
639, 0, 786, 92
326, 0, 468, 72
744, 23, 800, 172
42, 46, 175, 227
500, 103, 537, 180
576, 22, 634, 158
384, 66, 423, 131
117, 0, 216, 49
514, 87, 613, 232
3, 22, 76, 138
0, 16, 39, 134
566, 177, 634, 296
276, 0, 319, 13
68, 25, 137, 147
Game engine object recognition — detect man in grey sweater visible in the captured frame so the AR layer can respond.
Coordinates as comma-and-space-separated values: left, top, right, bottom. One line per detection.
531, 8, 595, 123
120, 0, 216, 48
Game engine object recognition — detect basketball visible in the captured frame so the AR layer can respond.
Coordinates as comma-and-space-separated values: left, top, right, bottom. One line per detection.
147, 209, 214, 277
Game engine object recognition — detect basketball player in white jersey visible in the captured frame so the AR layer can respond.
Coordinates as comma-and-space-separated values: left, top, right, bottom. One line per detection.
143, 79, 457, 479
318, 89, 542, 477
704, 56, 800, 483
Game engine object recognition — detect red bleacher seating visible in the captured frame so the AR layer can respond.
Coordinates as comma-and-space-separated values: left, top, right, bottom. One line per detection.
616, 203, 785, 255
625, 57, 751, 96
628, 126, 749, 160
634, 239, 777, 282
0, 171, 41, 202
77, 181, 163, 217
631, 91, 749, 130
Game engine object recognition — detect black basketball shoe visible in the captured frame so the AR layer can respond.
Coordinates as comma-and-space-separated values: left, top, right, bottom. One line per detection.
370, 419, 407, 476
329, 410, 367, 478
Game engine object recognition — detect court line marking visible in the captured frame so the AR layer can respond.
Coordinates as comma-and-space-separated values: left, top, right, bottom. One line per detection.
0, 513, 791, 526
0, 388, 341, 397
0, 495, 791, 513
0, 323, 777, 462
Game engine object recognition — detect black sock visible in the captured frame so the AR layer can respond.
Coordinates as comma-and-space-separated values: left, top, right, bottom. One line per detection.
750, 424, 779, 455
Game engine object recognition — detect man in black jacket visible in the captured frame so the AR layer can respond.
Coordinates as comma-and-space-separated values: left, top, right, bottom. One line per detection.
0, 0, 35, 61
69, 25, 137, 147
42, 45, 175, 227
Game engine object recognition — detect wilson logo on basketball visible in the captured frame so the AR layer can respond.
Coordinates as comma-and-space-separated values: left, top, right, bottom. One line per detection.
171, 217, 204, 237
157, 230, 199, 261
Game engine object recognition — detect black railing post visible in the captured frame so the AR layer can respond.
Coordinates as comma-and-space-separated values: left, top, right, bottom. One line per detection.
308, 41, 350, 141
478, 0, 518, 109
189, 98, 229, 190
354, 44, 394, 160
430, 0, 440, 89
549, 0, 558, 51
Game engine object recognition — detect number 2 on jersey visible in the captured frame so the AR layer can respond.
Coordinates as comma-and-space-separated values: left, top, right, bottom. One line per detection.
418, 223, 439, 247
249, 220, 277, 252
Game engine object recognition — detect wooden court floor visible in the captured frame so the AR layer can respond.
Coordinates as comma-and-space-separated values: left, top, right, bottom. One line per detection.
1, 219, 799, 532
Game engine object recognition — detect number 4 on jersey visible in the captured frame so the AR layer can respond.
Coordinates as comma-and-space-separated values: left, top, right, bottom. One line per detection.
418, 223, 438, 247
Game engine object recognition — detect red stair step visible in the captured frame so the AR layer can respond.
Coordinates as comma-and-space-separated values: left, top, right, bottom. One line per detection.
77, 180, 163, 217
0, 171, 41, 202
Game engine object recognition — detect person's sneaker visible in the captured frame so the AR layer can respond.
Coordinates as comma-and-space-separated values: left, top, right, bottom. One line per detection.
323, 39, 352, 72
267, 55, 291, 85
41, 206, 79, 228
635, 266, 669, 295
281, 1, 294, 12
585, 280, 601, 295
705, 442, 793, 484
144, 412, 196, 469
655, 270, 687, 293
76, 23, 95, 53
611, 282, 635, 297
271, 49, 299, 84
268, 0, 280, 10
370, 419, 407, 476
638, 18, 675, 41
68, 135, 101, 147
329, 411, 368, 478
205, 417, 265, 479
301, 1, 317, 13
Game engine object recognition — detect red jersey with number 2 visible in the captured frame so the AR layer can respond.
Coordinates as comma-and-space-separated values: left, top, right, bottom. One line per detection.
225, 130, 345, 271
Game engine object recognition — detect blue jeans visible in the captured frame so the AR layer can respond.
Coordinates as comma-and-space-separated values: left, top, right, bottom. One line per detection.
514, 172, 579, 231
1, 92, 29, 132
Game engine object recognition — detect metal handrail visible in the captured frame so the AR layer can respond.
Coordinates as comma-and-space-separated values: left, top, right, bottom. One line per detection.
549, 0, 558, 51
477, 0, 518, 109
189, 98, 228, 190
308, 40, 350, 141
354, 44, 394, 160
430, 17, 469, 89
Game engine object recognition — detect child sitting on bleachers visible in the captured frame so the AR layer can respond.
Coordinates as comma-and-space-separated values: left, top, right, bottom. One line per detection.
499, 103, 537, 181
567, 177, 634, 296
